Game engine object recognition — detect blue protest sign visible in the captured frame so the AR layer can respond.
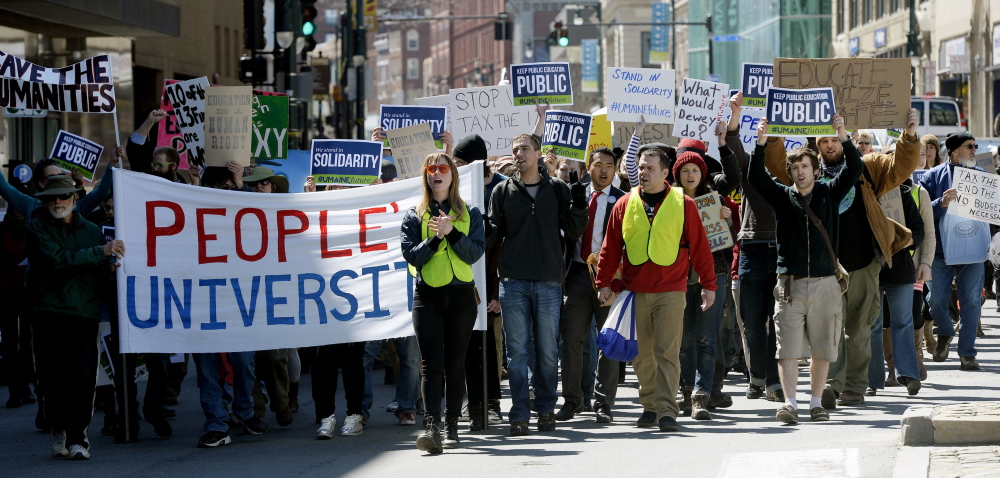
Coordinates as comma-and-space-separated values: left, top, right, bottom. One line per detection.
379, 105, 447, 148
510, 62, 573, 106
48, 130, 104, 181
741, 62, 773, 108
310, 139, 383, 186
13, 164, 32, 183
542, 110, 592, 162
765, 86, 836, 136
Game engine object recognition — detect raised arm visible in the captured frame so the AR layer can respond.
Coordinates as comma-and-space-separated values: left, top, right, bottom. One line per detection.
711, 122, 742, 196
825, 114, 864, 201
622, 116, 644, 188
866, 109, 923, 196
747, 118, 790, 206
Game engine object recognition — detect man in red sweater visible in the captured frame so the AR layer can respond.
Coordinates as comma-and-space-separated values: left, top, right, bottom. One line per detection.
596, 148, 717, 432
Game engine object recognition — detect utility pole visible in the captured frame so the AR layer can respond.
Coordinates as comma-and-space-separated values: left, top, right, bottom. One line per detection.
354, 0, 366, 139
969, 0, 988, 136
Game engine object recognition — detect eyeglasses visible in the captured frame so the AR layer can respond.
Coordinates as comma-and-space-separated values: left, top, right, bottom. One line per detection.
857, 141, 871, 146
42, 193, 74, 202
426, 164, 450, 175
212, 184, 238, 190
250, 179, 271, 187
967, 143, 979, 150
102, 205, 114, 211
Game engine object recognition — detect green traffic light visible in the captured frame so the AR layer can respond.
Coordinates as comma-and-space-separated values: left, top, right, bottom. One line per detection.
302, 21, 315, 36
558, 37, 569, 47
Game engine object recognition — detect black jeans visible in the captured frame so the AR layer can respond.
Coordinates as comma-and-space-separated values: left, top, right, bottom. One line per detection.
311, 342, 365, 418
32, 313, 99, 447
413, 284, 477, 424
0, 286, 34, 397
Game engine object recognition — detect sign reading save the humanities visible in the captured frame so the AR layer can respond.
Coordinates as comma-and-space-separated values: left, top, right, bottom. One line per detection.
674, 78, 728, 142
0, 51, 116, 113
765, 86, 836, 136
542, 110, 592, 163
604, 67, 675, 123
310, 139, 383, 186
49, 130, 104, 181
693, 193, 733, 252
948, 166, 1000, 226
510, 62, 573, 106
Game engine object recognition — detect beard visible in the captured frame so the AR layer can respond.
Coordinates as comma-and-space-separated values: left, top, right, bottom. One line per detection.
47, 204, 71, 220
959, 157, 976, 168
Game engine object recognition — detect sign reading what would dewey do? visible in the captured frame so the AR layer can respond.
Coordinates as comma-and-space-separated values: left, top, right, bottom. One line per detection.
542, 110, 592, 163
674, 78, 729, 142
49, 130, 104, 181
604, 67, 676, 123
510, 62, 573, 107
310, 139, 383, 186
379, 105, 447, 149
765, 86, 837, 137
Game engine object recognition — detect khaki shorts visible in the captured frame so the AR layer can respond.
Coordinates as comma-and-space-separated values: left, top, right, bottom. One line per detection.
772, 274, 843, 363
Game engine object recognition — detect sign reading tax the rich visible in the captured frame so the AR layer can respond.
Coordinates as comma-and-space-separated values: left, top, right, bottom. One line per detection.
448, 85, 539, 156
510, 62, 573, 106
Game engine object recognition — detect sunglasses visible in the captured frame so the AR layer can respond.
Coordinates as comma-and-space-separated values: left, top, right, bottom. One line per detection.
150, 162, 173, 168
426, 164, 450, 175
857, 141, 871, 146
42, 193, 75, 202
967, 143, 979, 150
250, 179, 271, 187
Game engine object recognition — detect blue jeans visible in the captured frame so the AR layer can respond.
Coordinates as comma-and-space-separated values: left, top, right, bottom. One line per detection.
869, 284, 921, 389
738, 244, 781, 390
500, 279, 562, 423
193, 351, 256, 433
681, 273, 728, 395
928, 258, 983, 357
362, 336, 419, 418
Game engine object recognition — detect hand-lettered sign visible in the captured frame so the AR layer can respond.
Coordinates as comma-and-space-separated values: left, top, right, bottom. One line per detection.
385, 123, 439, 180
510, 62, 573, 106
674, 78, 728, 142
204, 86, 253, 167
162, 77, 210, 167
605, 67, 675, 123
693, 193, 734, 252
448, 85, 539, 156
542, 110, 592, 163
0, 52, 116, 113
949, 166, 1000, 225
252, 94, 289, 161
765, 86, 836, 137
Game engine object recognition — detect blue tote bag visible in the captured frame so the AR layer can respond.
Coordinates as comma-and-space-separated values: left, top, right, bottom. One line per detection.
597, 290, 638, 362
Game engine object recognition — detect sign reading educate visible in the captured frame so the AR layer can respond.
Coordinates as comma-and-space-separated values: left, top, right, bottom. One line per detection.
765, 86, 836, 136
674, 78, 728, 142
162, 77, 210, 166
379, 105, 447, 148
49, 130, 104, 181
542, 110, 592, 163
949, 166, 1000, 226
605, 67, 675, 123
693, 193, 734, 252
310, 139, 383, 186
510, 62, 573, 106
448, 84, 539, 156
741, 62, 773, 108
0, 52, 116, 113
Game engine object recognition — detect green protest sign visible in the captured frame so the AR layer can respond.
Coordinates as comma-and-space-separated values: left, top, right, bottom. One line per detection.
252, 95, 289, 160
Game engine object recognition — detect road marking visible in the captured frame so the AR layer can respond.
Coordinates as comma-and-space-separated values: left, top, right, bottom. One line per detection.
717, 448, 860, 478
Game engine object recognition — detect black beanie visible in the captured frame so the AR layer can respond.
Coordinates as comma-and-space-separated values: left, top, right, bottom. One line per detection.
453, 134, 488, 162
944, 131, 975, 155
380, 160, 398, 181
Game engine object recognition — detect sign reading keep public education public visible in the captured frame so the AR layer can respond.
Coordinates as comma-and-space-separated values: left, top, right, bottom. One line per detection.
162, 77, 210, 167
448, 84, 539, 157
741, 63, 773, 108
310, 139, 383, 186
693, 193, 733, 252
772, 57, 911, 130
111, 165, 487, 354
542, 110, 592, 163
49, 130, 104, 181
204, 86, 253, 167
510, 62, 573, 106
379, 105, 447, 149
0, 52, 116, 113
765, 86, 836, 136
674, 78, 728, 142
948, 166, 1000, 226
605, 67, 675, 123
386, 123, 439, 180
252, 94, 289, 161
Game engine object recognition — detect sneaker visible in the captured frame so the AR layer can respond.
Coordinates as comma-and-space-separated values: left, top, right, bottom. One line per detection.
776, 405, 799, 424
821, 385, 839, 410
837, 390, 865, 406
960, 356, 981, 371
707, 390, 733, 409
443, 419, 460, 449
146, 414, 173, 438
399, 412, 416, 426
809, 407, 829, 422
933, 335, 952, 362
341, 414, 364, 436
509, 420, 529, 436
487, 407, 502, 425
680, 388, 692, 415
766, 389, 785, 402
658, 415, 679, 432
459, 404, 470, 422
197, 430, 232, 448
595, 404, 613, 423
68, 444, 91, 460
865, 387, 877, 396
554, 403, 583, 421
385, 400, 400, 413
746, 384, 765, 399
537, 412, 556, 431
242, 415, 270, 435
416, 421, 443, 454
691, 394, 711, 420
51, 431, 69, 457
316, 415, 336, 440
636, 411, 657, 428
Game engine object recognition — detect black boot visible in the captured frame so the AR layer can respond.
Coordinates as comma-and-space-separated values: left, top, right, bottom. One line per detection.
443, 417, 460, 448
468, 404, 484, 432
288, 382, 299, 413
415, 417, 443, 454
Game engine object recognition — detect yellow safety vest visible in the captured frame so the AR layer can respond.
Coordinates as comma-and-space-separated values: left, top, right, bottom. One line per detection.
408, 205, 474, 287
621, 187, 685, 266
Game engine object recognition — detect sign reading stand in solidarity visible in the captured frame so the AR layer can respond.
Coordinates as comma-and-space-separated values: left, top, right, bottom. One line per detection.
542, 110, 592, 163
510, 62, 573, 106
674, 78, 728, 142
112, 165, 486, 353
448, 84, 539, 156
310, 139, 383, 186
49, 130, 104, 181
0, 51, 116, 113
741, 62, 773, 107
765, 86, 836, 136
605, 67, 675, 123
949, 166, 1000, 226
379, 105, 447, 149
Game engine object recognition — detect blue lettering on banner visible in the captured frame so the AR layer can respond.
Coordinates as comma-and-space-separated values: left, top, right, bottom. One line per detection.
164, 278, 192, 330
127, 276, 159, 329
298, 273, 327, 324
362, 265, 391, 318
199, 278, 227, 330
330, 269, 359, 321
266, 275, 294, 325
232, 276, 261, 327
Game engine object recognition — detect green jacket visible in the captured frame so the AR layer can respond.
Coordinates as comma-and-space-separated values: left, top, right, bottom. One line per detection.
26, 206, 107, 320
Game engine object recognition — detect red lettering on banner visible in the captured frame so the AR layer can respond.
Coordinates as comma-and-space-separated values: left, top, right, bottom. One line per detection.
235, 208, 268, 262
146, 201, 185, 267
277, 210, 309, 262
319, 210, 351, 258
359, 202, 398, 253
197, 208, 228, 264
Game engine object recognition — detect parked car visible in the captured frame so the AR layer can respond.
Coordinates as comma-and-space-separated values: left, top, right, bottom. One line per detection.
911, 96, 966, 140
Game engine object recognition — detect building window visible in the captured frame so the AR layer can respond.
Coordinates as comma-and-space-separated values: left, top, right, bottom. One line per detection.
891, 0, 902, 12
407, 58, 419, 79
837, 0, 845, 34
862, 0, 872, 24
850, 0, 859, 29
407, 30, 419, 51
876, 0, 886, 18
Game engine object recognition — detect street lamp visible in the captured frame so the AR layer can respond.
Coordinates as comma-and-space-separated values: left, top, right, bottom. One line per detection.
276, 31, 294, 50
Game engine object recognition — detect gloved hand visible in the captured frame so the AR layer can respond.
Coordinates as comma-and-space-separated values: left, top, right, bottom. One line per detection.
570, 180, 587, 209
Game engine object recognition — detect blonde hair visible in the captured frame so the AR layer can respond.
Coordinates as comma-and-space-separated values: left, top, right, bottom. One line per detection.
416, 153, 466, 220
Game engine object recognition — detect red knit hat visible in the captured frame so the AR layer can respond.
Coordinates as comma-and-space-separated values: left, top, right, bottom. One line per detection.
672, 151, 708, 182
677, 138, 707, 154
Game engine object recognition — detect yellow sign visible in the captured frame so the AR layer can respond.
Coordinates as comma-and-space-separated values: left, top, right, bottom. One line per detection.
589, 108, 613, 159
363, 0, 377, 32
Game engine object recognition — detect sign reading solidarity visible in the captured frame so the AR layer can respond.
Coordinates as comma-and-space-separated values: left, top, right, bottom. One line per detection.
448, 84, 539, 156
205, 86, 253, 167
162, 77, 210, 167
379, 105, 447, 149
949, 166, 1000, 226
693, 193, 734, 252
49, 130, 104, 181
741, 62, 773, 107
674, 78, 728, 142
765, 86, 836, 136
510, 62, 573, 106
386, 123, 439, 180
252, 94, 289, 161
112, 165, 487, 353
542, 110, 592, 163
0, 51, 116, 113
605, 67, 675, 123
310, 139, 383, 186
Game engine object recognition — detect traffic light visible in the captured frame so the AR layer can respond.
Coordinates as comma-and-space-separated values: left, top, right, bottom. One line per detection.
548, 21, 564, 46
558, 25, 569, 47
243, 0, 265, 50
301, 0, 317, 36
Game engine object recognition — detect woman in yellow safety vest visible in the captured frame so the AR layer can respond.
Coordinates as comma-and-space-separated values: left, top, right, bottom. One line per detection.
400, 152, 485, 455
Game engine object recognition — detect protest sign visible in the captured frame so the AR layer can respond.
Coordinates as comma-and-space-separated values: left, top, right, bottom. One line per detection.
380, 105, 447, 149
310, 139, 383, 186
157, 79, 190, 169
765, 86, 836, 136
510, 62, 573, 106
386, 123, 439, 180
974, 152, 995, 172
879, 187, 905, 224
611, 121, 674, 149
257, 150, 311, 193
413, 94, 452, 130
693, 193, 734, 252
590, 108, 613, 154
49, 130, 104, 181
112, 164, 486, 353
741, 63, 773, 108
0, 52, 116, 113
605, 67, 675, 123
542, 110, 592, 163
582, 40, 599, 92
252, 94, 289, 161
674, 78, 728, 142
448, 84, 539, 156
773, 57, 910, 130
162, 77, 210, 166
204, 86, 253, 167
948, 166, 1000, 226
912, 169, 928, 185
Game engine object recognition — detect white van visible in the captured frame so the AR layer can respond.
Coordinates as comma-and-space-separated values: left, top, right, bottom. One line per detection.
911, 96, 965, 140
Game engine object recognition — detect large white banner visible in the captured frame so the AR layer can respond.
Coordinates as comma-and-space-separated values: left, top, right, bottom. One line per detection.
113, 164, 486, 353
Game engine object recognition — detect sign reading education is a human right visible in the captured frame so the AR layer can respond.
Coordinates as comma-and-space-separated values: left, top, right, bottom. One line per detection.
542, 110, 592, 162
310, 139, 383, 186
379, 105, 447, 148
49, 130, 104, 181
510, 62, 573, 106
741, 63, 773, 107
765, 86, 836, 136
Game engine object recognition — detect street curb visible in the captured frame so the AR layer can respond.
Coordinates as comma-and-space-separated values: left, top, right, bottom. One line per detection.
901, 406, 934, 446
901, 402, 1000, 446
893, 446, 929, 478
